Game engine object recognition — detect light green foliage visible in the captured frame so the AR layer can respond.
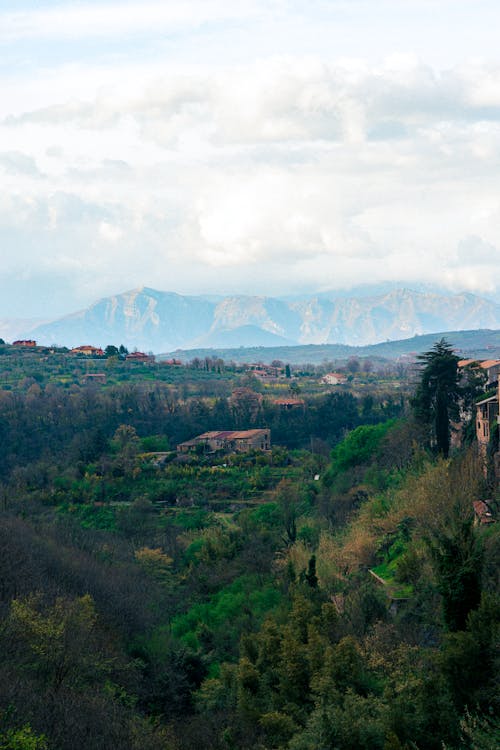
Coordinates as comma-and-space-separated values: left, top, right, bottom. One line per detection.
244, 502, 280, 527
140, 435, 170, 452
371, 522, 416, 598
134, 547, 173, 583
166, 507, 214, 531
324, 419, 397, 486
0, 726, 48, 750
182, 525, 239, 566
65, 502, 117, 530
171, 575, 282, 655
7, 594, 107, 691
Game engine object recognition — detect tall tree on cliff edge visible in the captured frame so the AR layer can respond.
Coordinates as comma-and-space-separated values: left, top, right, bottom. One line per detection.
412, 338, 460, 458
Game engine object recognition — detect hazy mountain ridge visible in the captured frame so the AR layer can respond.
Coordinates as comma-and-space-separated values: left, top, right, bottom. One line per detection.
22, 286, 500, 351
164, 328, 500, 365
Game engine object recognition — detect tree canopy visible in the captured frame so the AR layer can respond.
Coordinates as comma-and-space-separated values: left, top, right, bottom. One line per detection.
412, 338, 460, 457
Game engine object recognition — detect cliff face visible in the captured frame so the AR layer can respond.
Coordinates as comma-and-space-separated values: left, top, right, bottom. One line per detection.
27, 287, 500, 350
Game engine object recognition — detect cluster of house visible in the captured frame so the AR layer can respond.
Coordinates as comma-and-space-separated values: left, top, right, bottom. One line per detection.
9, 341, 157, 362
71, 345, 105, 356
459, 360, 500, 523
459, 358, 500, 386
246, 363, 284, 378
12, 339, 37, 347
245, 365, 348, 386
458, 358, 500, 456
70, 345, 155, 361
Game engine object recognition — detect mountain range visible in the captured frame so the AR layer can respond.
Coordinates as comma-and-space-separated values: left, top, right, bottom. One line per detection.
15, 286, 500, 352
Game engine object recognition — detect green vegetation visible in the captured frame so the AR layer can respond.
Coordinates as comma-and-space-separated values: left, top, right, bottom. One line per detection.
0, 342, 498, 749
413, 338, 460, 457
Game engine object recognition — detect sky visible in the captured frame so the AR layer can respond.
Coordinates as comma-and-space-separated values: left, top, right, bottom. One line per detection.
2, 0, 500, 318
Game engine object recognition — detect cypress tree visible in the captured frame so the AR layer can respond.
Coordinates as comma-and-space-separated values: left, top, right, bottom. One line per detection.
412, 338, 460, 457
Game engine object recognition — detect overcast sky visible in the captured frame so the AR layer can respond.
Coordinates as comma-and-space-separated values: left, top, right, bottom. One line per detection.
2, 0, 500, 317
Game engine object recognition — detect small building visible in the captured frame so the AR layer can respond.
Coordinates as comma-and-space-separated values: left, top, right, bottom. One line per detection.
472, 500, 495, 526
71, 345, 105, 357
177, 429, 271, 454
125, 351, 155, 363
12, 339, 37, 347
322, 372, 347, 386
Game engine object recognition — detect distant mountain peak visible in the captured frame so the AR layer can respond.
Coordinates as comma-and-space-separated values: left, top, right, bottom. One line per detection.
22, 286, 500, 352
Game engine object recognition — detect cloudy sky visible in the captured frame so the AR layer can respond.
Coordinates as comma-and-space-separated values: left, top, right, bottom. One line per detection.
2, 0, 500, 317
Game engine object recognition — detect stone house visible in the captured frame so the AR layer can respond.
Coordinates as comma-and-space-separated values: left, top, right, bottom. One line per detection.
475, 381, 500, 483
476, 393, 498, 455
177, 429, 271, 454
322, 372, 347, 386
70, 345, 105, 356
125, 351, 155, 363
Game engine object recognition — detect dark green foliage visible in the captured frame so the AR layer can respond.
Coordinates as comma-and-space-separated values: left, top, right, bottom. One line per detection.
305, 555, 318, 588
412, 338, 460, 457
428, 514, 483, 631
440, 594, 500, 713
486, 420, 499, 489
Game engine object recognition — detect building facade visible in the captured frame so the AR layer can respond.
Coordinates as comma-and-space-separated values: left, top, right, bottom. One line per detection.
177, 429, 271, 454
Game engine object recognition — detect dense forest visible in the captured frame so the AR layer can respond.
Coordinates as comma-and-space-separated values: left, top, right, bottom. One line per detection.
0, 342, 498, 749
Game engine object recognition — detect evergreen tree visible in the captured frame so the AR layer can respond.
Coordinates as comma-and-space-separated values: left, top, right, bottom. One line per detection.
104, 344, 120, 357
412, 338, 460, 457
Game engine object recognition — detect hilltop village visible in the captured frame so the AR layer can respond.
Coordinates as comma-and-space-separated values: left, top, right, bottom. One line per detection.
2, 337, 500, 464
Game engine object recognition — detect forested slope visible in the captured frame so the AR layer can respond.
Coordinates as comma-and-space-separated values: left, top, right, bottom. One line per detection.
0, 356, 498, 749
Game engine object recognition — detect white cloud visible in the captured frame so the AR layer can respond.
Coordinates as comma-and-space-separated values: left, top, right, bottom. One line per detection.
0, 1, 271, 42
7, 57, 500, 151
0, 151, 42, 176
98, 221, 124, 243
2, 6, 500, 315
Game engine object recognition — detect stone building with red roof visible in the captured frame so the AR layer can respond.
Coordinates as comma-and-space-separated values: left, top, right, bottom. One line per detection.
177, 429, 270, 454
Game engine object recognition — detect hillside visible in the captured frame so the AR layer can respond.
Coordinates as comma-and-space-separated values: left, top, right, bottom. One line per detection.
0, 367, 498, 749
163, 328, 500, 364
